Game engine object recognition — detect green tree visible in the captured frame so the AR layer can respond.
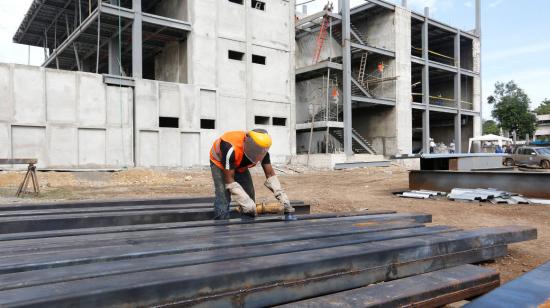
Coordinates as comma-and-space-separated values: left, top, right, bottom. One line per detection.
487, 81, 537, 137
482, 120, 500, 135
534, 99, 550, 115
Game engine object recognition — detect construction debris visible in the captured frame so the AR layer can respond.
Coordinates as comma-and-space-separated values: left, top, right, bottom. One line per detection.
397, 190, 446, 199
0, 197, 537, 307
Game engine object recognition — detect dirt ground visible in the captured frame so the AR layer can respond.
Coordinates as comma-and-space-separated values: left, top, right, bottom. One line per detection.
0, 165, 548, 283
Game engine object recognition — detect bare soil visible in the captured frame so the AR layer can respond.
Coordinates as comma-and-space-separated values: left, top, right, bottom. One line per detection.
0, 165, 548, 282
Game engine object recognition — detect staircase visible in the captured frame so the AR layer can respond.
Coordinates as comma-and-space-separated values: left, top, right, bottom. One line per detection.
329, 128, 377, 154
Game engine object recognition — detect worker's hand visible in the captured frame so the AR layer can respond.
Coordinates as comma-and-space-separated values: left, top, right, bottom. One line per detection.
226, 182, 256, 216
264, 176, 295, 214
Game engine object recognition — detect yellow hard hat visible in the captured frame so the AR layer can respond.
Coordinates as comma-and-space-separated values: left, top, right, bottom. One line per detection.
244, 129, 272, 163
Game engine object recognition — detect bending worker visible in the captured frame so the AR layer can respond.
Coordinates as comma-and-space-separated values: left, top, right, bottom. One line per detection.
210, 129, 295, 220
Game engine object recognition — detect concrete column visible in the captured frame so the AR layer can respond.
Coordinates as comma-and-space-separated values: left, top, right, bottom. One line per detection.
108, 0, 121, 75
421, 7, 430, 153
454, 31, 462, 152
394, 7, 412, 154
475, 0, 483, 134
340, 0, 353, 156
132, 0, 143, 78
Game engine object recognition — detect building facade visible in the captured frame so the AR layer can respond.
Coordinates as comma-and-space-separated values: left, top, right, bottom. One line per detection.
3, 0, 295, 168
295, 0, 482, 156
535, 114, 550, 141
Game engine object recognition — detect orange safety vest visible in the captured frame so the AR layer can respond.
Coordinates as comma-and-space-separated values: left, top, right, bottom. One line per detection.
210, 131, 256, 172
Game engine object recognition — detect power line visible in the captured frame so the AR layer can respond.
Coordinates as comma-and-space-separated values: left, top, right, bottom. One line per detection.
296, 0, 317, 6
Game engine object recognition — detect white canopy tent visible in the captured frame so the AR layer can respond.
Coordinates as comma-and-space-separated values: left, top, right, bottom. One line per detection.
468, 134, 513, 153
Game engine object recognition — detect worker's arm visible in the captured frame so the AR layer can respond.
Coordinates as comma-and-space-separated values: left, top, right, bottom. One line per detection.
221, 149, 256, 216
262, 161, 294, 214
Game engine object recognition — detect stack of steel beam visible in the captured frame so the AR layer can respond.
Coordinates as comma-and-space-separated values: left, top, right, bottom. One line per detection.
0, 197, 537, 307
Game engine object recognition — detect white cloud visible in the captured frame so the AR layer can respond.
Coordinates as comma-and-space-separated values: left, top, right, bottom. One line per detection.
465, 1, 473, 8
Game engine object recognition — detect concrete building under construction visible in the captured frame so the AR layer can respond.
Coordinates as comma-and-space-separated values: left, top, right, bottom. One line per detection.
2, 0, 295, 168
295, 0, 481, 158
1, 0, 481, 169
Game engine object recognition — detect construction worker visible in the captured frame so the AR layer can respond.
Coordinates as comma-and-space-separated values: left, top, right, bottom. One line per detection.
210, 129, 295, 220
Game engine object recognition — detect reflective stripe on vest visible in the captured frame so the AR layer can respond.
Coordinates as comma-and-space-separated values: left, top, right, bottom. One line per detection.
210, 131, 254, 172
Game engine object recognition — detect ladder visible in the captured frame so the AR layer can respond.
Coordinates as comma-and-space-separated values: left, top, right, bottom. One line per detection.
312, 15, 330, 65
358, 52, 368, 84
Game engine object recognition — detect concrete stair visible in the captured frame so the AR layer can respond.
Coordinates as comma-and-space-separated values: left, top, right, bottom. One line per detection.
329, 128, 377, 154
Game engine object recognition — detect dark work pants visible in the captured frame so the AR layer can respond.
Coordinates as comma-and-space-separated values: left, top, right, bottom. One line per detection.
210, 162, 255, 220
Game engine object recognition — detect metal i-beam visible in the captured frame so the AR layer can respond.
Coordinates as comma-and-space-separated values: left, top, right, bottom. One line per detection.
341, 0, 353, 156
422, 7, 430, 153
409, 170, 550, 198
466, 261, 550, 308
131, 0, 142, 78
454, 30, 462, 152
284, 265, 500, 307
0, 224, 440, 276
43, 8, 100, 67
0, 211, 396, 242
0, 226, 534, 307
0, 204, 312, 234
0, 226, 447, 291
0, 214, 430, 254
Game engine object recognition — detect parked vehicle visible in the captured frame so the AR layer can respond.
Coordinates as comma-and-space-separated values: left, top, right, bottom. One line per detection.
503, 146, 550, 169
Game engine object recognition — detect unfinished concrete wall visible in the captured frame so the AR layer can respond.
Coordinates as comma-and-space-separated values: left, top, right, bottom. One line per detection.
185, 0, 294, 162
394, 6, 412, 154
353, 107, 397, 155
354, 9, 395, 51
134, 79, 201, 167
296, 131, 342, 154
295, 32, 341, 68
0, 63, 133, 168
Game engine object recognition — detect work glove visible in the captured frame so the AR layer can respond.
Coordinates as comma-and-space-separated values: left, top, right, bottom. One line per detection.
226, 182, 256, 216
264, 176, 295, 214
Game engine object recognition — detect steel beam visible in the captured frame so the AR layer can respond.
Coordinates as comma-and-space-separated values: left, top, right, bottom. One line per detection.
131, 0, 142, 78
0, 214, 431, 254
350, 42, 395, 58
341, 0, 353, 156
284, 265, 500, 307
0, 204, 310, 234
466, 261, 550, 308
421, 7, 431, 153
351, 96, 396, 106
42, 8, 99, 67
0, 159, 37, 165
409, 170, 550, 198
0, 226, 534, 307
141, 13, 192, 31
0, 211, 398, 242
0, 224, 442, 275
454, 31, 462, 152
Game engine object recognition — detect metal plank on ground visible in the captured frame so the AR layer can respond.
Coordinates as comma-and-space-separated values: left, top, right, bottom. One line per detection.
0, 201, 307, 217
0, 226, 455, 289
0, 203, 310, 234
280, 264, 500, 307
0, 214, 432, 255
466, 261, 550, 308
0, 211, 398, 242
0, 226, 535, 307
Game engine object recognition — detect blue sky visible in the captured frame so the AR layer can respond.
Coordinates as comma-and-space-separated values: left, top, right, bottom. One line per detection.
1, 0, 549, 119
